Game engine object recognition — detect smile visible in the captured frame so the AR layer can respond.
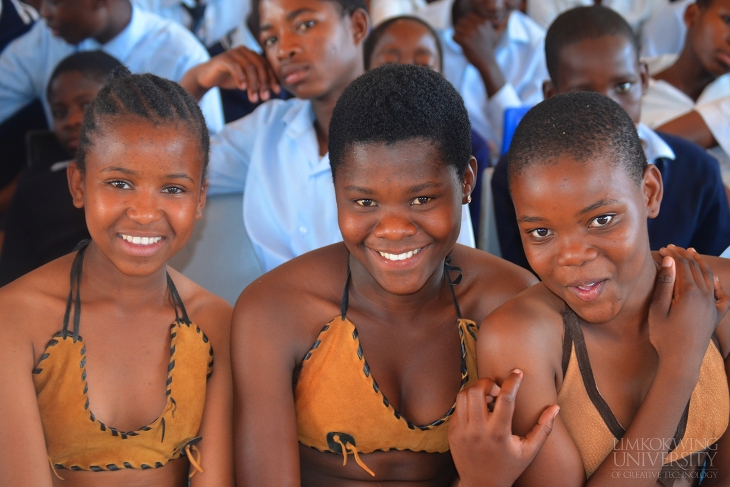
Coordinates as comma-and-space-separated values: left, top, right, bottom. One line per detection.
568, 280, 606, 302
377, 248, 423, 261
120, 234, 163, 246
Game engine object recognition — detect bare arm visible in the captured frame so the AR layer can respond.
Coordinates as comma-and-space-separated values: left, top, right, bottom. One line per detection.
656, 111, 717, 149
0, 298, 54, 487
190, 297, 235, 487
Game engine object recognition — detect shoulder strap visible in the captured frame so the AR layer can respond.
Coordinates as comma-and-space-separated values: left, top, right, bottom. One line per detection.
167, 273, 191, 325
340, 264, 351, 320
62, 240, 91, 342
444, 256, 463, 320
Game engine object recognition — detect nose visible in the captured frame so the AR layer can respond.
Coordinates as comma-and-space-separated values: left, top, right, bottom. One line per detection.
556, 236, 598, 267
127, 190, 163, 226
372, 211, 418, 241
65, 106, 84, 129
276, 31, 301, 61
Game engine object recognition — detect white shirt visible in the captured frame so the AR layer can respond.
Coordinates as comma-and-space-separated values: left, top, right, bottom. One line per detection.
526, 0, 666, 34
638, 122, 675, 165
641, 56, 730, 186
208, 98, 476, 273
722, 246, 730, 259
414, 0, 453, 31
0, 4, 224, 131
132, 0, 251, 47
369, 0, 427, 26
640, 0, 689, 58
439, 10, 547, 152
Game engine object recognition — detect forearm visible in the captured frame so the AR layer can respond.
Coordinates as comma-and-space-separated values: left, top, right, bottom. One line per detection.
586, 365, 699, 487
474, 59, 506, 99
656, 111, 716, 149
180, 64, 210, 103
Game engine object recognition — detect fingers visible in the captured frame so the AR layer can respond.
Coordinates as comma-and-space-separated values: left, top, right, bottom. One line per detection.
491, 369, 522, 431
452, 378, 500, 427
715, 275, 730, 319
661, 245, 711, 294
650, 251, 675, 319
522, 405, 560, 461
227, 47, 279, 103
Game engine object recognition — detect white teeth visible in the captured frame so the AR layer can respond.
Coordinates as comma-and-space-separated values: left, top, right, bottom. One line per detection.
121, 234, 162, 245
378, 248, 421, 261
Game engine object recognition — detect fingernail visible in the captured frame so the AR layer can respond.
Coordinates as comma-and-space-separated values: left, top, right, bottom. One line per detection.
668, 243, 675, 248
512, 368, 522, 376
662, 256, 672, 267
716, 276, 720, 282
553, 407, 560, 420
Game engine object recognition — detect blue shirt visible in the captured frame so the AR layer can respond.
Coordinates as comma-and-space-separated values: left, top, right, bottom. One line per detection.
492, 124, 730, 270
0, 4, 223, 131
208, 98, 476, 273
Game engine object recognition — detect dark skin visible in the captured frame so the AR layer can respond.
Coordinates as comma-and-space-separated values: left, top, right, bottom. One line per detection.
368, 19, 442, 71
653, 0, 730, 149
478, 154, 730, 486
38, 0, 132, 46
181, 0, 368, 157
231, 138, 551, 486
0, 118, 234, 487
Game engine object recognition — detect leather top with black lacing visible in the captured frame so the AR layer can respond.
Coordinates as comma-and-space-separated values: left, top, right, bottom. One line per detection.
32, 241, 214, 479
295, 257, 479, 477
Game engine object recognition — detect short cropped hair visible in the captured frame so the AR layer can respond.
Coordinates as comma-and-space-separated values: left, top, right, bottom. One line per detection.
46, 51, 122, 99
248, 0, 367, 38
329, 63, 472, 180
363, 16, 443, 70
77, 67, 209, 177
545, 6, 639, 83
507, 92, 647, 189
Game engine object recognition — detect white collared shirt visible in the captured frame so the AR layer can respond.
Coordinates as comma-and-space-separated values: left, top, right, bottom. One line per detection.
369, 0, 427, 26
638, 122, 675, 164
722, 246, 730, 259
439, 10, 548, 152
208, 98, 476, 273
0, 3, 223, 132
526, 0, 665, 34
641, 57, 730, 186
132, 0, 251, 47
640, 0, 690, 58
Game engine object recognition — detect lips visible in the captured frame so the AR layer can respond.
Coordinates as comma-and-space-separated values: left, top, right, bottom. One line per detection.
567, 279, 607, 302
118, 233, 165, 257
369, 245, 428, 267
279, 63, 309, 85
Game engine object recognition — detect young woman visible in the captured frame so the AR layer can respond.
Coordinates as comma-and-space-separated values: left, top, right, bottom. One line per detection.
0, 69, 234, 487
231, 63, 558, 487
478, 91, 730, 486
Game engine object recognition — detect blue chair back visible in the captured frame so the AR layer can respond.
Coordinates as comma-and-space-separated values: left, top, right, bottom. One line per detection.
501, 105, 532, 155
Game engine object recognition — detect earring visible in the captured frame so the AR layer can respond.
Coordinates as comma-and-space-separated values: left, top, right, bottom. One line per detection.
466, 194, 472, 204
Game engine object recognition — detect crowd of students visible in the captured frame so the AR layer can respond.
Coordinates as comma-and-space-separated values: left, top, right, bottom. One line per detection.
0, 0, 729, 486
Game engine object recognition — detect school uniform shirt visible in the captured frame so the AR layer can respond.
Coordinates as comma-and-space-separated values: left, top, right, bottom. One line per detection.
491, 123, 730, 270
0, 0, 37, 54
369, 0, 427, 26
526, 0, 665, 34
641, 56, 730, 187
722, 247, 730, 259
438, 10, 547, 154
207, 98, 477, 273
132, 0, 251, 47
413, 0, 453, 31
0, 3, 224, 132
640, 0, 689, 58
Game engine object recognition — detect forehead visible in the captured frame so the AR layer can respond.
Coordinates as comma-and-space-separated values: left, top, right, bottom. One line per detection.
378, 19, 435, 46
336, 139, 456, 185
260, 0, 339, 23
557, 36, 638, 84
49, 71, 104, 101
87, 119, 204, 175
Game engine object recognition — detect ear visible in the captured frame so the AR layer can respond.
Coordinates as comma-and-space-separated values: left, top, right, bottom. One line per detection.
462, 156, 478, 204
642, 164, 663, 219
639, 61, 649, 95
196, 181, 208, 220
349, 8, 370, 46
543, 79, 556, 99
683, 2, 700, 29
67, 161, 86, 209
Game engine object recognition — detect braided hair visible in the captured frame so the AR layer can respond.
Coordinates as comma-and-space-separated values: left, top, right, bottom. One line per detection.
76, 67, 210, 179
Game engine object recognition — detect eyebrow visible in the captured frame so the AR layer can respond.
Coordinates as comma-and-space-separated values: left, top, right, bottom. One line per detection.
260, 8, 316, 31
517, 199, 621, 224
101, 166, 194, 183
165, 172, 195, 183
343, 185, 374, 194
407, 182, 442, 193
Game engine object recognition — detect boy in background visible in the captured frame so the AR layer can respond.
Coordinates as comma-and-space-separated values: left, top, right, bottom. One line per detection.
491, 5, 730, 268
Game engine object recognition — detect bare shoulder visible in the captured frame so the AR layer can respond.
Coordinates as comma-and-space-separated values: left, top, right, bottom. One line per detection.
477, 283, 566, 382
450, 245, 539, 321
167, 267, 233, 342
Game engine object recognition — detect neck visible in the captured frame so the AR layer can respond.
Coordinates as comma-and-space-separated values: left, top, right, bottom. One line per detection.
311, 60, 364, 155
79, 241, 170, 309
94, 0, 133, 45
348, 255, 450, 318
656, 45, 716, 102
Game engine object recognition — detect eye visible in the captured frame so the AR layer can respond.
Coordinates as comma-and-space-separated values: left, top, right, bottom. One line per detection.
296, 20, 316, 32
615, 82, 632, 94
263, 36, 277, 48
721, 15, 730, 25
528, 228, 552, 240
589, 214, 614, 228
355, 199, 376, 207
52, 109, 67, 120
162, 186, 185, 195
109, 180, 132, 190
411, 196, 432, 205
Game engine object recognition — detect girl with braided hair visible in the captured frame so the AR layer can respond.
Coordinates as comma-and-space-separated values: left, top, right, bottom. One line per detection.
0, 68, 234, 487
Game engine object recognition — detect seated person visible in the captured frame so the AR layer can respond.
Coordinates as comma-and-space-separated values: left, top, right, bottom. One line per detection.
493, 5, 730, 269
0, 0, 223, 133
641, 0, 730, 190
231, 62, 554, 487
181, 0, 476, 273
436, 0, 547, 155
526, 0, 665, 33
0, 50, 122, 286
131, 0, 251, 47
480, 91, 730, 486
363, 15, 490, 238
0, 0, 37, 53
0, 69, 233, 486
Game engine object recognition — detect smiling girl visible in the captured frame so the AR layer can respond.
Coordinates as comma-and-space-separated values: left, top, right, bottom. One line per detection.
0, 69, 234, 487
231, 64, 556, 487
